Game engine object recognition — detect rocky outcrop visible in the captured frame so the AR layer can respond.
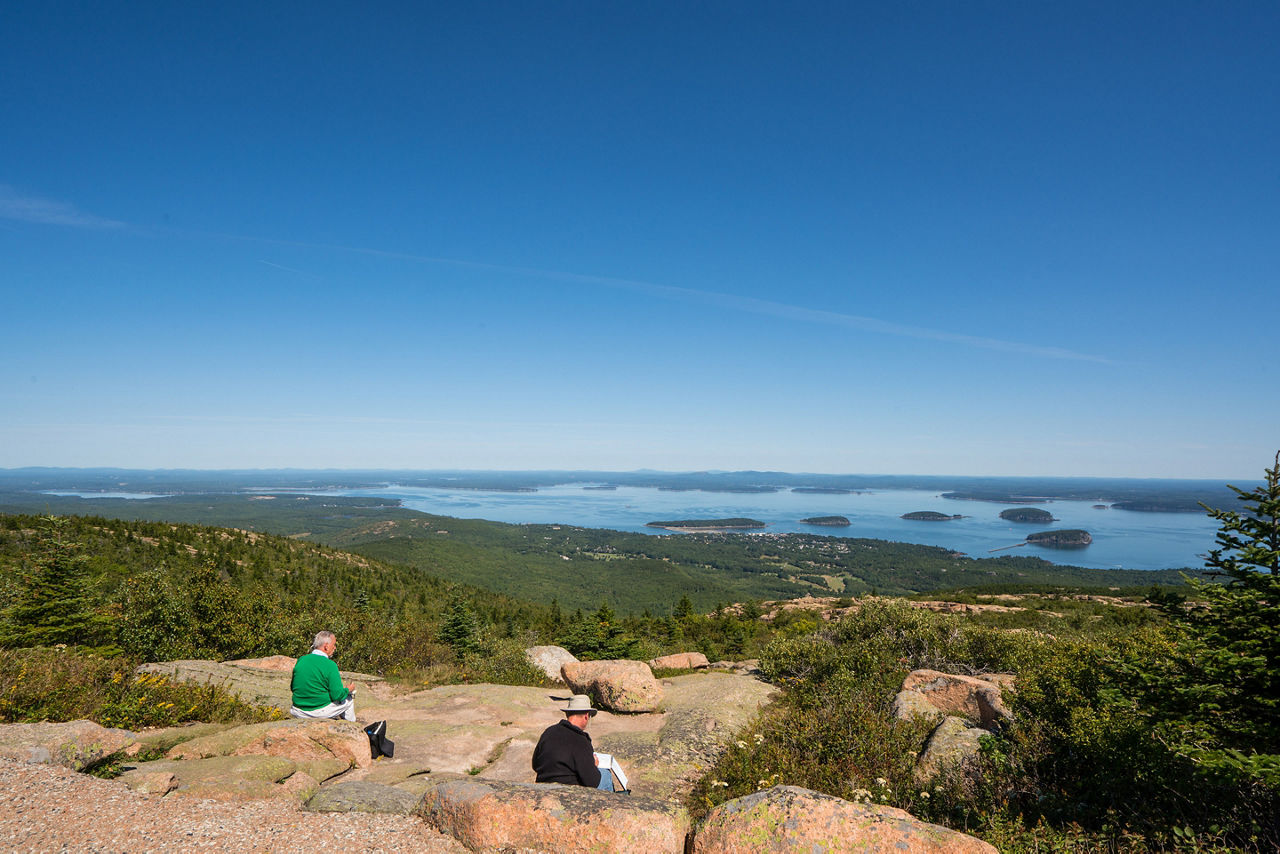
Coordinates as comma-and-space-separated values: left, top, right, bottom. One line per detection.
693, 785, 997, 853
0, 720, 135, 771
418, 776, 691, 853
891, 689, 946, 727
223, 654, 297, 671
649, 652, 710, 671
136, 659, 387, 712
915, 716, 989, 785
115, 719, 370, 802
118, 754, 312, 802
165, 718, 372, 769
0, 668, 775, 814
561, 660, 663, 713
894, 670, 1014, 786
896, 670, 1013, 729
708, 659, 762, 676
524, 645, 577, 683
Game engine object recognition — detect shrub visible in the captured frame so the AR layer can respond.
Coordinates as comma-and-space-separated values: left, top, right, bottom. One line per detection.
696, 599, 1020, 821
0, 647, 282, 729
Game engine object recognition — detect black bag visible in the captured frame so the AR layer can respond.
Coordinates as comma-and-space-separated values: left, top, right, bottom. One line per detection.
365, 720, 394, 759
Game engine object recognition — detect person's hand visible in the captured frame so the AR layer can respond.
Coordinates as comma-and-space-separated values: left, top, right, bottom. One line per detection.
594, 756, 600, 766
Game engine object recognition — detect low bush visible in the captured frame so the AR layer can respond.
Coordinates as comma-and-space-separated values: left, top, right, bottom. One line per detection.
693, 599, 1020, 821
693, 596, 1279, 851
0, 646, 283, 729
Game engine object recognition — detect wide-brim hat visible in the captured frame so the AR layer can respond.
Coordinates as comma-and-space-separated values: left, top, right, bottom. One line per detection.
561, 694, 598, 716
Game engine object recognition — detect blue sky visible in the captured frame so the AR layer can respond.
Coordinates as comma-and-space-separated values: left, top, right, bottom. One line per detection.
2, 2, 1276, 478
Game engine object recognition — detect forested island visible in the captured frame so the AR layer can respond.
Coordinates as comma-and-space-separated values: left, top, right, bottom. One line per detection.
999, 507, 1057, 523
792, 487, 861, 495
901, 511, 963, 521
800, 515, 851, 526
1027, 529, 1093, 547
646, 518, 767, 531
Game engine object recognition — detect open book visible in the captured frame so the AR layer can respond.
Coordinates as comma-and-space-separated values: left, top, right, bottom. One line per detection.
593, 752, 629, 790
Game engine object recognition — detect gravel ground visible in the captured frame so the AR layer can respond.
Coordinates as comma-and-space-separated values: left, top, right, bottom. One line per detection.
0, 759, 467, 853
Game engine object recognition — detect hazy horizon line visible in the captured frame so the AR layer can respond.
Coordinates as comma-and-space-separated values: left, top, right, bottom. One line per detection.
0, 464, 1251, 483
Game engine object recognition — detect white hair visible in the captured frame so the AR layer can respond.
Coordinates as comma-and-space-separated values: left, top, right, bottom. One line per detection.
312, 630, 335, 650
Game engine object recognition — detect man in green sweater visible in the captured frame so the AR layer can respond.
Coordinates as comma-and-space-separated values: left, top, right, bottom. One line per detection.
289, 630, 356, 721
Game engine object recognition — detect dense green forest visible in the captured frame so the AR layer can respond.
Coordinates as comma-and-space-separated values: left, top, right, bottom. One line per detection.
326, 514, 1203, 613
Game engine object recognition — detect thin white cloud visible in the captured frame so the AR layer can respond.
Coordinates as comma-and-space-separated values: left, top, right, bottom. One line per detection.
258, 259, 320, 277
0, 185, 125, 229
201, 229, 1112, 363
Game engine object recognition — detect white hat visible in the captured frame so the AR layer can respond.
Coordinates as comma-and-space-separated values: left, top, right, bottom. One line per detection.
561, 694, 598, 716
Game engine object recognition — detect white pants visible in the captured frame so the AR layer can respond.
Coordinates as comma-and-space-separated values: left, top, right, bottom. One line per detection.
289, 696, 356, 721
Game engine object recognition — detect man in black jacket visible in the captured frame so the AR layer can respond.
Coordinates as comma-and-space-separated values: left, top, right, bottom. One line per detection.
532, 694, 613, 791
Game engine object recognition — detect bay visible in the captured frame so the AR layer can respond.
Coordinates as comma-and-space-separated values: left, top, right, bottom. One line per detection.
304, 484, 1219, 571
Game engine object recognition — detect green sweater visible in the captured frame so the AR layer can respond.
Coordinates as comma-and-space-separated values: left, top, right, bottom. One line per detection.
290, 652, 348, 709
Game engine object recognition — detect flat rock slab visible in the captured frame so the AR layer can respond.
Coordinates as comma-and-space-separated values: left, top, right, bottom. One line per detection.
165, 718, 371, 770
347, 673, 777, 803
0, 720, 135, 771
118, 754, 306, 801
305, 780, 422, 815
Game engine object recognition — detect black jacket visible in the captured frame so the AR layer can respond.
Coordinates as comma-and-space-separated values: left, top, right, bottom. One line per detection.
532, 719, 602, 787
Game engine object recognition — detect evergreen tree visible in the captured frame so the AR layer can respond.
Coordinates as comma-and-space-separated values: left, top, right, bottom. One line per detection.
1149, 452, 1280, 776
438, 596, 480, 658
0, 516, 111, 649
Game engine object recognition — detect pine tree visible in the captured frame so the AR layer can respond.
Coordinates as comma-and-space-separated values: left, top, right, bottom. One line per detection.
1151, 451, 1280, 772
0, 516, 111, 649
438, 597, 480, 658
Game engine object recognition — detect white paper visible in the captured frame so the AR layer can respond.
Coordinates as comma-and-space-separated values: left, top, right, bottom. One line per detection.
593, 752, 629, 789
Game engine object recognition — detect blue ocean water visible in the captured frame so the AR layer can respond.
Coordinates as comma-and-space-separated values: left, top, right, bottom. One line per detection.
303, 484, 1218, 571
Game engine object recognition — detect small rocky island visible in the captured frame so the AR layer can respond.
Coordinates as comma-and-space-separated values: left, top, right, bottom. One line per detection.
800, 515, 851, 527
999, 507, 1057, 523
646, 518, 767, 532
901, 511, 963, 521
1026, 529, 1093, 548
